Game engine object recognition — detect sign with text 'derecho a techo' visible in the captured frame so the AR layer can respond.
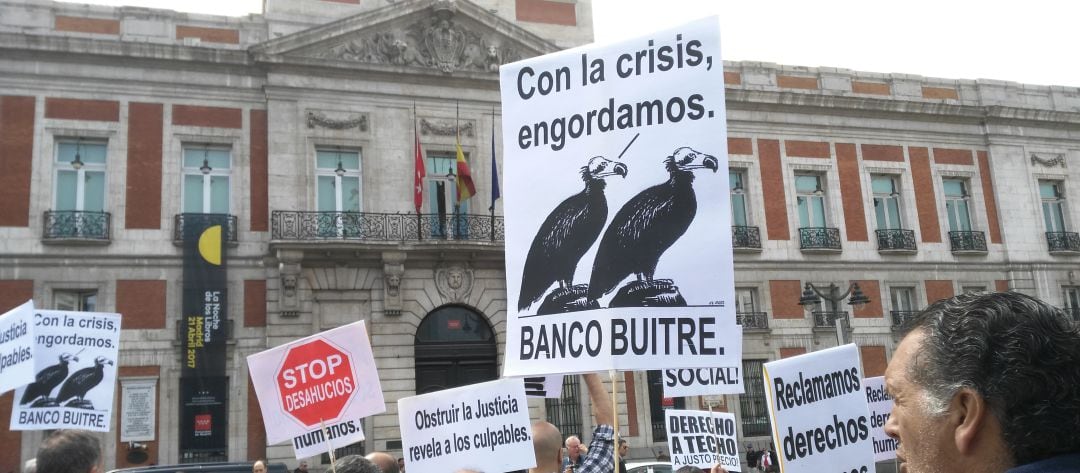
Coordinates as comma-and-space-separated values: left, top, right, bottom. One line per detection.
763, 344, 875, 473
500, 16, 740, 377
247, 321, 384, 459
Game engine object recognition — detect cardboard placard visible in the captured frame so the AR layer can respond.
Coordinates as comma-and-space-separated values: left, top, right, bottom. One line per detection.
0, 300, 35, 395
666, 408, 741, 471
863, 376, 898, 462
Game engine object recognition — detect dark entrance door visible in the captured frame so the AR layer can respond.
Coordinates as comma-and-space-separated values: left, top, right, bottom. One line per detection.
414, 305, 497, 394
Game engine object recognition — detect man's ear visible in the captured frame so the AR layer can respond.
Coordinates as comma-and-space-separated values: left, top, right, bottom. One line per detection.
951, 387, 991, 454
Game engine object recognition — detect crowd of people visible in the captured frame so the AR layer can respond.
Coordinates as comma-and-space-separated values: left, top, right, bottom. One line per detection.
18, 292, 1080, 473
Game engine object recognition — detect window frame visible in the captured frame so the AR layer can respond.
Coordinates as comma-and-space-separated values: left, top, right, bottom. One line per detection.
871, 174, 904, 230
1039, 180, 1068, 232
315, 147, 363, 213
54, 138, 108, 212
729, 168, 749, 227
53, 289, 98, 311
181, 144, 233, 214
942, 178, 974, 232
795, 173, 828, 228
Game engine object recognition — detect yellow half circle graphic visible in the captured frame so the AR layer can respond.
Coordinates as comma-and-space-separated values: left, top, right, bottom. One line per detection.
198, 225, 223, 266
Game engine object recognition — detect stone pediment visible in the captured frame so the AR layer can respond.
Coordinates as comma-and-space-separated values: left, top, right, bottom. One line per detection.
251, 0, 558, 76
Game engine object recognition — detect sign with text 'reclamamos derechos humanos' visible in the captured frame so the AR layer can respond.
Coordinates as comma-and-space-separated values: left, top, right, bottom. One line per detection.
763, 344, 876, 473
666, 409, 742, 472
0, 301, 36, 395
499, 16, 740, 377
399, 378, 535, 473
247, 321, 384, 459
863, 376, 897, 462
11, 309, 121, 432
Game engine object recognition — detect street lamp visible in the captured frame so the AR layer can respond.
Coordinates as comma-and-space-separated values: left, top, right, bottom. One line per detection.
798, 282, 871, 346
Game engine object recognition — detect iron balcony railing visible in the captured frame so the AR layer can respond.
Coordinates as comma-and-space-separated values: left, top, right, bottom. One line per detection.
890, 310, 919, 330
812, 310, 848, 328
1046, 232, 1080, 253
876, 229, 917, 252
799, 227, 842, 251
173, 213, 238, 244
42, 210, 111, 242
949, 230, 987, 253
736, 311, 769, 330
272, 211, 504, 242
732, 225, 762, 249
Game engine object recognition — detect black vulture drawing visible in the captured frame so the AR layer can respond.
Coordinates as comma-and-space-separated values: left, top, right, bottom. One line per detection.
57, 356, 113, 409
519, 156, 628, 313
589, 147, 718, 306
19, 352, 78, 407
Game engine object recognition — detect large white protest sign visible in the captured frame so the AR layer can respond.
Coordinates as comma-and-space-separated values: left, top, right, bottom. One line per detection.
763, 344, 875, 473
666, 409, 741, 472
663, 366, 743, 398
399, 378, 535, 473
500, 16, 738, 376
863, 376, 897, 462
0, 300, 35, 395
247, 321, 384, 459
11, 310, 121, 432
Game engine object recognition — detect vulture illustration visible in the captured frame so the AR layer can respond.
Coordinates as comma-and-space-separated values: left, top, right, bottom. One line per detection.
19, 352, 78, 406
518, 156, 628, 311
589, 147, 717, 303
57, 356, 113, 409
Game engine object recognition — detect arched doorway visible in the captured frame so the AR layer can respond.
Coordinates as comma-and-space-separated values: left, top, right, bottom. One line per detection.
414, 305, 497, 394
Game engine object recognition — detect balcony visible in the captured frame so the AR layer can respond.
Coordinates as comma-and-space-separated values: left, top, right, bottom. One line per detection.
173, 213, 238, 245
812, 311, 848, 329
42, 210, 111, 244
732, 225, 762, 251
890, 310, 919, 330
948, 230, 987, 254
271, 211, 504, 243
736, 311, 769, 330
876, 229, 917, 254
1046, 232, 1080, 255
799, 227, 841, 252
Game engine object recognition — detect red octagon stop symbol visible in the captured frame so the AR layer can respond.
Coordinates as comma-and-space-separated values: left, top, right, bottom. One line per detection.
276, 338, 357, 427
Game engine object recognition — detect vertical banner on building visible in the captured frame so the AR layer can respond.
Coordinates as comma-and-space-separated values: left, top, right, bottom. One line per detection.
500, 16, 740, 376
179, 376, 229, 451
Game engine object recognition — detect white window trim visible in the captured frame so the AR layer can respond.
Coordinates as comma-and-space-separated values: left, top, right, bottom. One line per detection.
180, 144, 233, 214
53, 138, 109, 212
315, 147, 363, 212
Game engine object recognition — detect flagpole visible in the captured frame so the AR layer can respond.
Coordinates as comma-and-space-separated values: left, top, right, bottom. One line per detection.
454, 101, 461, 238
414, 101, 422, 240
489, 105, 496, 241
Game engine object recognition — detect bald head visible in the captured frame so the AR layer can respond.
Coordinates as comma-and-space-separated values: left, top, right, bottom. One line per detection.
364, 452, 399, 473
530, 421, 562, 473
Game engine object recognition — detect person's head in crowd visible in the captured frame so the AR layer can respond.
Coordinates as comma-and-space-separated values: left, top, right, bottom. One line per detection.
252, 460, 266, 473
530, 421, 562, 473
674, 467, 704, 473
36, 430, 102, 473
23, 459, 36, 473
617, 439, 628, 459
564, 435, 582, 460
364, 452, 398, 473
396, 458, 404, 472
885, 291, 1080, 473
334, 455, 381, 473
295, 461, 307, 473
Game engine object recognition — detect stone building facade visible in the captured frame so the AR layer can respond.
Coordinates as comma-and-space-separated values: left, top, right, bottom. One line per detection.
2, 0, 1079, 470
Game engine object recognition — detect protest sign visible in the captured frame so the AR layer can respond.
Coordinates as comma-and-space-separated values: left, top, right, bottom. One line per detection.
0, 300, 35, 395
663, 366, 743, 398
500, 16, 738, 376
863, 376, 897, 462
763, 344, 875, 473
399, 378, 535, 473
11, 309, 121, 432
666, 409, 741, 471
247, 321, 384, 459
523, 375, 564, 398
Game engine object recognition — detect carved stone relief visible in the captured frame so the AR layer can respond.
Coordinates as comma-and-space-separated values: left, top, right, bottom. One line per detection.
382, 251, 406, 317
420, 118, 474, 137
435, 263, 473, 303
1031, 152, 1066, 168
307, 111, 369, 131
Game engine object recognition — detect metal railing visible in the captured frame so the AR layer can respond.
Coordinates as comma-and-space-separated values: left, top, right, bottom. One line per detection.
812, 310, 848, 328
1047, 232, 1080, 253
736, 311, 769, 330
799, 227, 842, 250
890, 310, 919, 330
949, 230, 987, 253
876, 228, 917, 252
174, 213, 238, 243
271, 211, 504, 242
732, 225, 762, 249
43, 210, 111, 241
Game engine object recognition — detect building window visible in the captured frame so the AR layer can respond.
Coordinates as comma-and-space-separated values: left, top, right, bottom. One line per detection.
943, 179, 973, 232
730, 169, 748, 226
735, 287, 758, 313
182, 145, 231, 214
962, 285, 986, 294
1040, 180, 1068, 232
544, 376, 582, 440
426, 151, 470, 237
739, 359, 770, 437
1063, 286, 1080, 321
647, 370, 684, 441
795, 174, 826, 228
872, 175, 903, 230
889, 287, 916, 312
55, 140, 107, 212
316, 148, 362, 213
54, 290, 97, 311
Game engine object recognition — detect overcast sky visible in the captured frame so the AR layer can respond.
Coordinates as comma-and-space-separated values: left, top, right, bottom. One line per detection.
62, 0, 1079, 88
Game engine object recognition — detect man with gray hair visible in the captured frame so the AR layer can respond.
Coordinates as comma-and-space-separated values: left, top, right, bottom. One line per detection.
364, 452, 398, 473
333, 455, 382, 473
35, 430, 102, 473
884, 291, 1080, 473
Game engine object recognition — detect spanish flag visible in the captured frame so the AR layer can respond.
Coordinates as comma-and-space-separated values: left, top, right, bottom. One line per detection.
455, 139, 476, 201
